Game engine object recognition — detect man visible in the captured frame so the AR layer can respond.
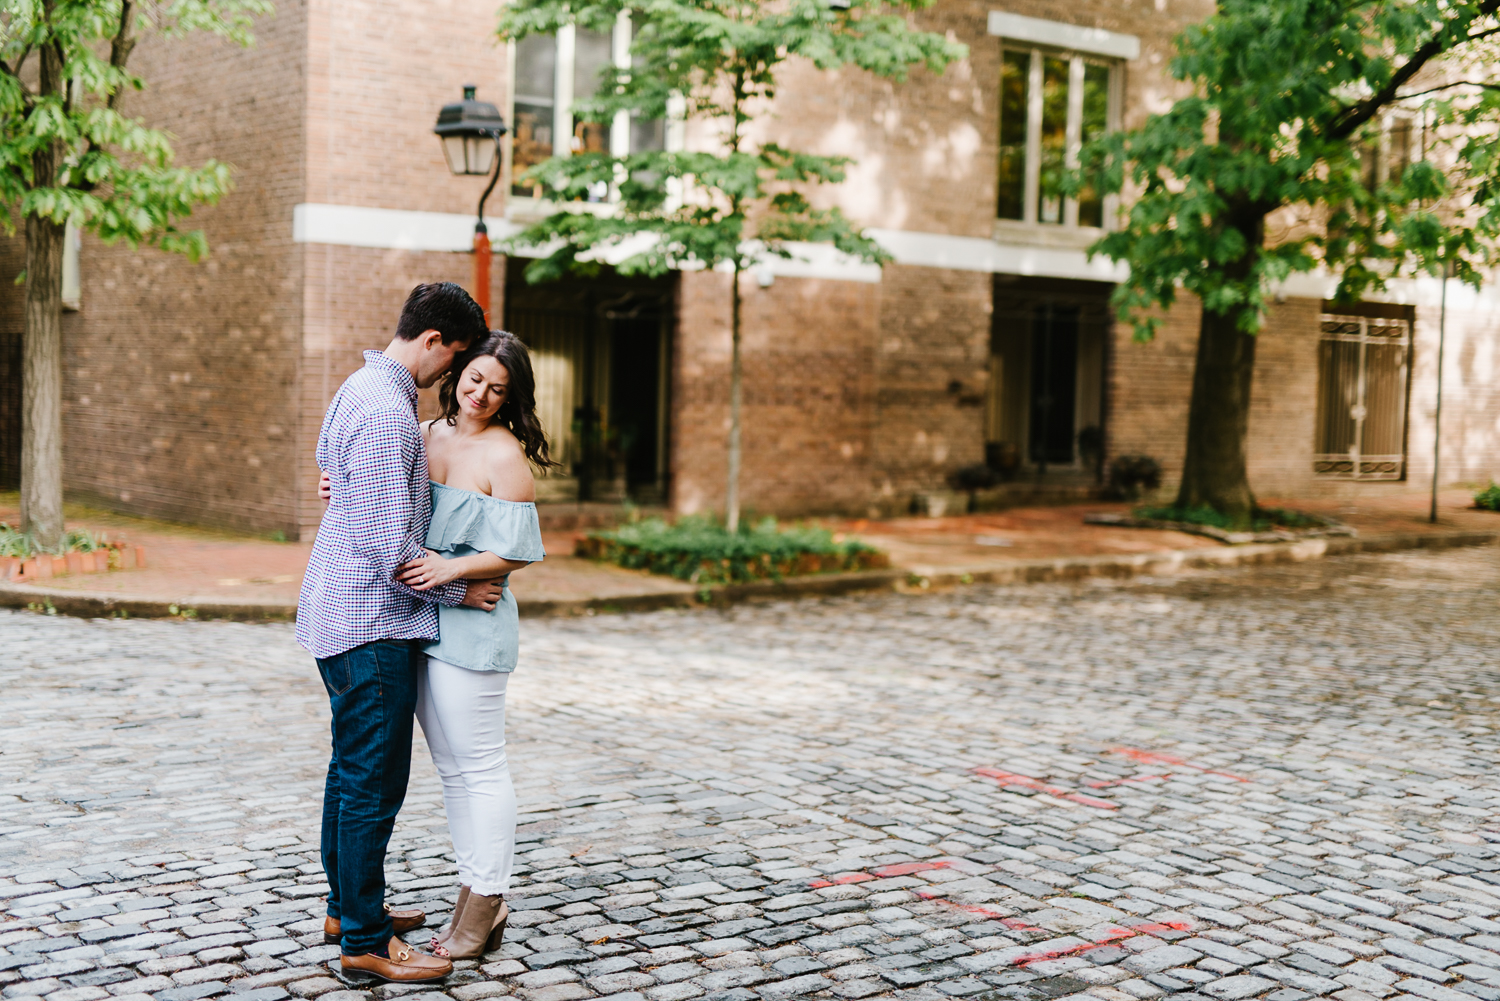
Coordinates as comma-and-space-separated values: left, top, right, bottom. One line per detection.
296, 282, 498, 984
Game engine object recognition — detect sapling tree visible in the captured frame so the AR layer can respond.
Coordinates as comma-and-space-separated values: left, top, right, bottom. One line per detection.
498, 0, 964, 530
1080, 0, 1500, 528
1, 0, 270, 549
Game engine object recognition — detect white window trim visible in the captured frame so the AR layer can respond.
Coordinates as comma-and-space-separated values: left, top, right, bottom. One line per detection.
987, 11, 1140, 61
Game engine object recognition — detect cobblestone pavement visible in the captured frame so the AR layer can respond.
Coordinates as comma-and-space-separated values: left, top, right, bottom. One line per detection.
4, 548, 1500, 1001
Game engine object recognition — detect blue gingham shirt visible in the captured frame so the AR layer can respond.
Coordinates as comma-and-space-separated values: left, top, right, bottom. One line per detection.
296, 351, 467, 659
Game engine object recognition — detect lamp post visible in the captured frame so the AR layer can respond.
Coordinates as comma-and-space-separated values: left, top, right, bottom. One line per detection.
434, 85, 508, 322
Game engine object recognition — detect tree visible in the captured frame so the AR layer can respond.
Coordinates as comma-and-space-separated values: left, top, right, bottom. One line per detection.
1, 0, 270, 550
498, 0, 964, 531
1081, 0, 1500, 528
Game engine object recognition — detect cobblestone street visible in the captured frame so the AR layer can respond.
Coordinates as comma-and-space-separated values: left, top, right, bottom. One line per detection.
5, 548, 1500, 1001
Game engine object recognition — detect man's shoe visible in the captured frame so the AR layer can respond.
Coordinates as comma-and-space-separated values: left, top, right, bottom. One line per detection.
324, 905, 427, 945
340, 938, 452, 984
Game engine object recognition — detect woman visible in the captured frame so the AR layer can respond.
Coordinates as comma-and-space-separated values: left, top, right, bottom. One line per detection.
394, 330, 557, 960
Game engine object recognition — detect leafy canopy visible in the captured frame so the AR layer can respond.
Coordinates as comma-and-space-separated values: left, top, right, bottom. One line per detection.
1079, 0, 1500, 341
498, 0, 966, 281
0, 0, 271, 260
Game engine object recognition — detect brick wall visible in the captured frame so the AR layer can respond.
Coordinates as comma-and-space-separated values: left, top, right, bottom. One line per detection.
52, 2, 306, 535
870, 265, 993, 513
671, 270, 880, 518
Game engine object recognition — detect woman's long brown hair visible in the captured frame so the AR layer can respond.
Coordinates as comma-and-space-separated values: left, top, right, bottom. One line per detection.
438, 330, 560, 469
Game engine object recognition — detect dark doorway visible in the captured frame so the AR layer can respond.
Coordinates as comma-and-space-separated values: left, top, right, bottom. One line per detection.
504, 259, 674, 504
1029, 304, 1080, 466
989, 276, 1113, 478
0, 331, 19, 490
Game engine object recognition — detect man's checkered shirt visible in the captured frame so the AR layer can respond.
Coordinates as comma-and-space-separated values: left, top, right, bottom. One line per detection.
296, 351, 466, 659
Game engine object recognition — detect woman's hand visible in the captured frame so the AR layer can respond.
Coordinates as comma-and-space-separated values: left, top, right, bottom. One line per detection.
396, 550, 466, 591
318, 470, 331, 503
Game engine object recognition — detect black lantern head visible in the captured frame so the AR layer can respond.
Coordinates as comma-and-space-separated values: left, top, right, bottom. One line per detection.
434, 85, 509, 176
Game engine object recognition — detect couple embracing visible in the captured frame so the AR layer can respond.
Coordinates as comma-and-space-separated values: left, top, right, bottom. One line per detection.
295, 283, 557, 984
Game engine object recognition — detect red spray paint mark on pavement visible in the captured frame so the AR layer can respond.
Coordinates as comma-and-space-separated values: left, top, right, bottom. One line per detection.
915, 888, 1012, 921
1109, 747, 1250, 782
1003, 920, 1194, 967
972, 767, 1120, 810
806, 859, 953, 889
912, 887, 1194, 965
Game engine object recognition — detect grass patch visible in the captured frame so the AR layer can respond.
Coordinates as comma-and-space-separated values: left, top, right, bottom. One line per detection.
1475, 483, 1500, 511
1134, 505, 1325, 532
577, 515, 889, 585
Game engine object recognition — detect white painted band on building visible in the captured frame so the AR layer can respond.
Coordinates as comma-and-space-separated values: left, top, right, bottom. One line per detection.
292, 203, 1497, 307
868, 228, 1129, 283
292, 202, 1115, 284
987, 12, 1141, 61
292, 203, 523, 253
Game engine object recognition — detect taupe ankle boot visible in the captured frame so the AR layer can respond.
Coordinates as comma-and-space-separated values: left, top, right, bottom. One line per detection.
431, 886, 471, 951
433, 893, 507, 960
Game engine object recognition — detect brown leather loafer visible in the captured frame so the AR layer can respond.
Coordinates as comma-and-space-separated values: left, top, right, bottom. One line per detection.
324, 905, 427, 944
340, 937, 452, 984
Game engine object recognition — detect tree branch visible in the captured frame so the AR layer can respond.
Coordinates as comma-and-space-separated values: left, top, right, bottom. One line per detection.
1326, 0, 1500, 142
1398, 79, 1500, 100
106, 0, 136, 112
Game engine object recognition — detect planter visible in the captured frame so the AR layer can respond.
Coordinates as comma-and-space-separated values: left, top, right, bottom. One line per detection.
5, 542, 147, 583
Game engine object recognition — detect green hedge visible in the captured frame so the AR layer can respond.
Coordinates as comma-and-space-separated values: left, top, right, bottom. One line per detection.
1475, 483, 1500, 511
576, 516, 889, 585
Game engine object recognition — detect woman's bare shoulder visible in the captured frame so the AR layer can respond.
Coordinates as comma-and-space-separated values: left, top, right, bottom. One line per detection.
484, 426, 536, 502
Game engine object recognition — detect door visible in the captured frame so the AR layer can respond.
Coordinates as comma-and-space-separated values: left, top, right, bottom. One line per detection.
989, 276, 1112, 477
503, 260, 674, 503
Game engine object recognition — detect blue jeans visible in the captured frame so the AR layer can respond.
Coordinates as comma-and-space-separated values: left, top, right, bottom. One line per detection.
317, 640, 420, 956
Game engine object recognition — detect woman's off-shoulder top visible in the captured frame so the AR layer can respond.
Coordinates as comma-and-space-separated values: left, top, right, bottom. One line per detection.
419, 481, 546, 672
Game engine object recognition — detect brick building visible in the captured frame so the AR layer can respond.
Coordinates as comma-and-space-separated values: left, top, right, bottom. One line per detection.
2, 0, 1498, 538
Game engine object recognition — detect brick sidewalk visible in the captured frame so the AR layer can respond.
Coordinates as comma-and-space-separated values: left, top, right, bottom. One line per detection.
1, 490, 1497, 615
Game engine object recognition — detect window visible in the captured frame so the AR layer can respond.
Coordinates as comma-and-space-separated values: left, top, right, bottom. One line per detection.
1360, 114, 1414, 192
508, 20, 666, 200
997, 48, 1115, 227
1313, 309, 1413, 480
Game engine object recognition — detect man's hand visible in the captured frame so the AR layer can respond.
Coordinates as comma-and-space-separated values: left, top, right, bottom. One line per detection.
460, 578, 506, 611
318, 470, 331, 503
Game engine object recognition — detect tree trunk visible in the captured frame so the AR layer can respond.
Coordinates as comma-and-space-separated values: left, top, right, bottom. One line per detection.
21, 214, 66, 551
725, 264, 743, 533
21, 37, 66, 550
1174, 302, 1259, 528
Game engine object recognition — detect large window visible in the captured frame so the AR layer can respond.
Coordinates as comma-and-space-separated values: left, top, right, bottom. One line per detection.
509, 21, 666, 200
997, 48, 1114, 227
1314, 309, 1413, 480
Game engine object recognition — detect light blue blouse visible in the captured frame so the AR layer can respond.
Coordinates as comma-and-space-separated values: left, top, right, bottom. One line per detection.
420, 481, 546, 673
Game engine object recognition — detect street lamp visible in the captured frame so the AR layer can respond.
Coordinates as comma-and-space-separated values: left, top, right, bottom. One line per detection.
434, 85, 508, 322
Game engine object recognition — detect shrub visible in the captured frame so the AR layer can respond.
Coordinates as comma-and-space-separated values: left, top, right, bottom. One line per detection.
1475, 482, 1500, 511
1107, 455, 1162, 499
950, 463, 1003, 491
577, 515, 889, 585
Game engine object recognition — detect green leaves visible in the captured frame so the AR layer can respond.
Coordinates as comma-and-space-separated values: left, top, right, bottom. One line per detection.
0, 0, 269, 256
1080, 0, 1500, 340
498, 0, 961, 282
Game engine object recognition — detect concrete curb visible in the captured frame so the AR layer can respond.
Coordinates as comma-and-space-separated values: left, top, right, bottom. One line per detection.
1, 528, 1493, 622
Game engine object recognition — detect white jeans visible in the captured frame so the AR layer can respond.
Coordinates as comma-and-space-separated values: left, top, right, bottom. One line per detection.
415, 657, 516, 897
